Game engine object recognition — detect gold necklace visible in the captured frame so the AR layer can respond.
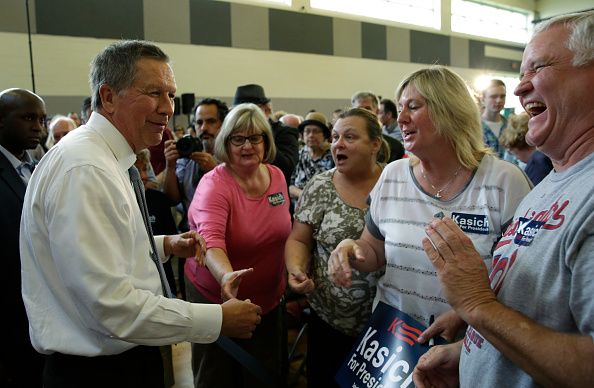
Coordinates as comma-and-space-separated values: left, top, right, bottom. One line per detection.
421, 165, 462, 199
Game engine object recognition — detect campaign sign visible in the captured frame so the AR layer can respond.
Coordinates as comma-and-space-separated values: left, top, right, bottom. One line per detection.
335, 302, 446, 388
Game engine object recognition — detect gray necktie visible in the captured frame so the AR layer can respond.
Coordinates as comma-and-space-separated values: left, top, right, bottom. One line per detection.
17, 162, 34, 185
128, 166, 173, 298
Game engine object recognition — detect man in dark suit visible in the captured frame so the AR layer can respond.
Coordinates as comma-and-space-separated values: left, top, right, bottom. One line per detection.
0, 88, 46, 387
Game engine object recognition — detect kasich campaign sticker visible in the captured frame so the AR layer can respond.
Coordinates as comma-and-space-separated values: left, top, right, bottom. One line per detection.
451, 212, 489, 235
514, 217, 545, 246
267, 192, 286, 207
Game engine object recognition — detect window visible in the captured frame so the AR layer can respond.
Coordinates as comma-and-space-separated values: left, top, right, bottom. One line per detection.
310, 0, 441, 30
264, 0, 291, 4
451, 0, 532, 44
474, 75, 523, 114
233, 0, 292, 6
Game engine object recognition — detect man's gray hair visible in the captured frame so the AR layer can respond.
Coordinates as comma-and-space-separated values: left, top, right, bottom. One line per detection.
89, 40, 169, 111
534, 10, 594, 67
350, 91, 379, 108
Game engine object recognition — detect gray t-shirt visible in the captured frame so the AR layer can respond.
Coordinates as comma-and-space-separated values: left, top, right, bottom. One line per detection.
460, 151, 594, 387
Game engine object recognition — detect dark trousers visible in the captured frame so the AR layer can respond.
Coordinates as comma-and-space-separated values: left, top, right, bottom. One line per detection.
307, 308, 358, 388
1, 344, 44, 387
43, 345, 164, 388
185, 275, 287, 388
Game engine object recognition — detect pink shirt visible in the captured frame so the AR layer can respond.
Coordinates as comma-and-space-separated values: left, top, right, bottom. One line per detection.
185, 164, 291, 313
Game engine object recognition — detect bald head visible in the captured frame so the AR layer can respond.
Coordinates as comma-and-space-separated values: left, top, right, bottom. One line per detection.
0, 89, 43, 116
47, 116, 76, 148
280, 114, 302, 129
0, 88, 46, 157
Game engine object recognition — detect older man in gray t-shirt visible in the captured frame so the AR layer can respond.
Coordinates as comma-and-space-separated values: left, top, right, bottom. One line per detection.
412, 11, 594, 388
459, 152, 594, 386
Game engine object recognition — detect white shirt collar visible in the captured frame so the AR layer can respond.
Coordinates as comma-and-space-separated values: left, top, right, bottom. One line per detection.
0, 143, 35, 169
86, 111, 137, 172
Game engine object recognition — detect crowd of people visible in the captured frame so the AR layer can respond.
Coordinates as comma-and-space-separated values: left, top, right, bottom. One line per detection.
1, 9, 592, 388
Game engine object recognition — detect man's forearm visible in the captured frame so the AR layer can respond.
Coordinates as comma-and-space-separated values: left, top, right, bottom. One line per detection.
468, 302, 594, 387
162, 167, 181, 203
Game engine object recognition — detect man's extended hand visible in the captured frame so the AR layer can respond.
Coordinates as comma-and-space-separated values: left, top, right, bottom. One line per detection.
418, 309, 466, 344
423, 217, 497, 323
164, 231, 206, 264
220, 298, 262, 339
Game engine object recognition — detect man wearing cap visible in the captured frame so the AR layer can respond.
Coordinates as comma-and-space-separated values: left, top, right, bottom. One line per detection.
289, 111, 334, 201
233, 84, 299, 186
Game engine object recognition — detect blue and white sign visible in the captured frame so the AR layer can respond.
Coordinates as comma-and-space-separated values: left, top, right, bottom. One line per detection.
335, 302, 447, 388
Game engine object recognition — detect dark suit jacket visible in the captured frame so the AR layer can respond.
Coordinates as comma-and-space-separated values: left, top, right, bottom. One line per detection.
382, 134, 405, 163
145, 188, 179, 295
0, 152, 44, 386
0, 152, 27, 326
270, 120, 299, 187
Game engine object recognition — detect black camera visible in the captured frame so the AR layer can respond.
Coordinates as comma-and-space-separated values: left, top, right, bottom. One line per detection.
176, 135, 203, 158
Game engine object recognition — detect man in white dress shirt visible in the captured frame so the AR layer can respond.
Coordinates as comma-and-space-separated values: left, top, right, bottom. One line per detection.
20, 40, 262, 388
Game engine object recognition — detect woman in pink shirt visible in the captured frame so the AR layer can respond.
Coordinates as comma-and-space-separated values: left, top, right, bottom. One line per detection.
186, 103, 291, 387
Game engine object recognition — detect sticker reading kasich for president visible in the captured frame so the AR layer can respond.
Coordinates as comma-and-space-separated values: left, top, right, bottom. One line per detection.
513, 217, 545, 246
451, 212, 489, 235
267, 192, 285, 207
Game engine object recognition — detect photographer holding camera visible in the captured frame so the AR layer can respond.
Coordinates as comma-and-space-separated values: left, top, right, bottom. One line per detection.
163, 98, 229, 231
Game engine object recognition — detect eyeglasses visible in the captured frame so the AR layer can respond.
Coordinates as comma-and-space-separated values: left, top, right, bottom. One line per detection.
228, 134, 265, 146
303, 127, 323, 135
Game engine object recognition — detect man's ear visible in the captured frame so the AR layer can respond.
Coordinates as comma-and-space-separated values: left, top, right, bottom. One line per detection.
99, 84, 117, 114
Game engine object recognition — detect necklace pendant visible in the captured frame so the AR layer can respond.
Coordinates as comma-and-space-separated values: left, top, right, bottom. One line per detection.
435, 191, 442, 198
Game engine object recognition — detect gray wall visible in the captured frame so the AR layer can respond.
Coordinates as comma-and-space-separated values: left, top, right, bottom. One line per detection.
1, 0, 524, 71
0, 0, 525, 117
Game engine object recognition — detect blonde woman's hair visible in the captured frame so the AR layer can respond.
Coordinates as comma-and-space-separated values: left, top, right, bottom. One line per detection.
500, 113, 530, 150
396, 66, 491, 169
214, 103, 276, 164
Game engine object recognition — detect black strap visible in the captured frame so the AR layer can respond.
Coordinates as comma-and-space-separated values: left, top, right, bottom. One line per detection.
216, 336, 277, 388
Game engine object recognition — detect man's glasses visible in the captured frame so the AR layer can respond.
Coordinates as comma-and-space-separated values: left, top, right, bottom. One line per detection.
228, 134, 265, 146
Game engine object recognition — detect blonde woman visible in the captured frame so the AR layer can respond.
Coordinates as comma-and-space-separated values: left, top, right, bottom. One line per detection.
329, 66, 532, 341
